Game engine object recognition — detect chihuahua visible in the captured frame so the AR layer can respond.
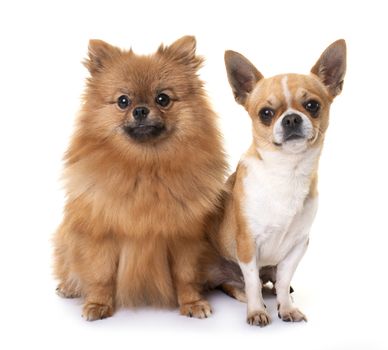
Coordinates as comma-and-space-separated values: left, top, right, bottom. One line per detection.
209, 40, 346, 326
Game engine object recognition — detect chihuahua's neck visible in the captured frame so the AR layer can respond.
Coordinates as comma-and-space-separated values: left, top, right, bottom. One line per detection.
244, 143, 321, 179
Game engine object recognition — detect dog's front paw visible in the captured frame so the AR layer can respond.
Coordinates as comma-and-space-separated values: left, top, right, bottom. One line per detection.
82, 302, 114, 321
278, 307, 307, 322
247, 310, 271, 327
180, 299, 212, 319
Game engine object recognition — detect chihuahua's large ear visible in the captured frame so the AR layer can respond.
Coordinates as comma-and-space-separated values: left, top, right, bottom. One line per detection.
311, 39, 347, 97
84, 39, 121, 74
224, 50, 263, 105
158, 36, 203, 70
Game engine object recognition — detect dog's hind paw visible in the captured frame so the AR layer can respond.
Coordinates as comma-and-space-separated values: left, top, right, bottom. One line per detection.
56, 283, 81, 299
180, 299, 212, 319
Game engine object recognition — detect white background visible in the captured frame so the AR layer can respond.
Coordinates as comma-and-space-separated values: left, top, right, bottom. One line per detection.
1, 0, 387, 349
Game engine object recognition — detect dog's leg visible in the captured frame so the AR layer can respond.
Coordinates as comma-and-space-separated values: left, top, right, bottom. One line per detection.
276, 199, 316, 322
238, 256, 270, 326
54, 222, 82, 298
77, 236, 118, 321
276, 239, 308, 322
276, 196, 317, 322
171, 239, 212, 319
237, 233, 270, 327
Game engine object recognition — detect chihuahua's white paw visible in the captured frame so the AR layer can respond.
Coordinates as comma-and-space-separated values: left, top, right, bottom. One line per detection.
247, 310, 271, 327
278, 307, 307, 322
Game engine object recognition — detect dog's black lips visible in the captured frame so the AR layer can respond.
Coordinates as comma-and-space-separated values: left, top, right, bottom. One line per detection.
273, 132, 305, 146
123, 123, 166, 142
283, 131, 305, 142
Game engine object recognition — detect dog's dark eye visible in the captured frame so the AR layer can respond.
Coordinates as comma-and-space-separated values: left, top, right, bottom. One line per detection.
259, 108, 275, 125
117, 95, 131, 110
304, 100, 320, 116
155, 93, 171, 107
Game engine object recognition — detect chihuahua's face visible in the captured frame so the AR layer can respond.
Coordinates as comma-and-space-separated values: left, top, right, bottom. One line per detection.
81, 36, 204, 150
225, 40, 346, 154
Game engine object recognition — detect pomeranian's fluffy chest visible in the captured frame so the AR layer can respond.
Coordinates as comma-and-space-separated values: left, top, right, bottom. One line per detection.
65, 157, 219, 238
240, 148, 320, 266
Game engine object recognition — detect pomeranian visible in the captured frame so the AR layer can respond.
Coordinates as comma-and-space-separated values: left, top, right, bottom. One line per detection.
53, 36, 227, 321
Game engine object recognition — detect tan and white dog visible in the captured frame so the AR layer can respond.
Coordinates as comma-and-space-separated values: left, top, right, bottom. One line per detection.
211, 40, 346, 326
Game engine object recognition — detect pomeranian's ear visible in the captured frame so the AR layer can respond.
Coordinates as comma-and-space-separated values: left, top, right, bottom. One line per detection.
224, 50, 263, 106
84, 39, 121, 74
158, 36, 203, 70
311, 39, 347, 98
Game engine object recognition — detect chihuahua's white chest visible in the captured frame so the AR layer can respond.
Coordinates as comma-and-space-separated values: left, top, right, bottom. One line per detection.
241, 148, 320, 266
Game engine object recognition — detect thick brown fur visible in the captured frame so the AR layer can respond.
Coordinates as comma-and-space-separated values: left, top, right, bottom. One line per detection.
53, 36, 227, 320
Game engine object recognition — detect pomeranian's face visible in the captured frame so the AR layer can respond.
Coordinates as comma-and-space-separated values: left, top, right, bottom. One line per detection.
81, 36, 205, 150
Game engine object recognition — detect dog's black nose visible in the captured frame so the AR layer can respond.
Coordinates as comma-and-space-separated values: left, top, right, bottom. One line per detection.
132, 106, 150, 121
282, 113, 304, 141
282, 113, 302, 130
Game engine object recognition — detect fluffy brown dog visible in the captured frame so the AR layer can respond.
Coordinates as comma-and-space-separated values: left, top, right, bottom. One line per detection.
53, 36, 227, 321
